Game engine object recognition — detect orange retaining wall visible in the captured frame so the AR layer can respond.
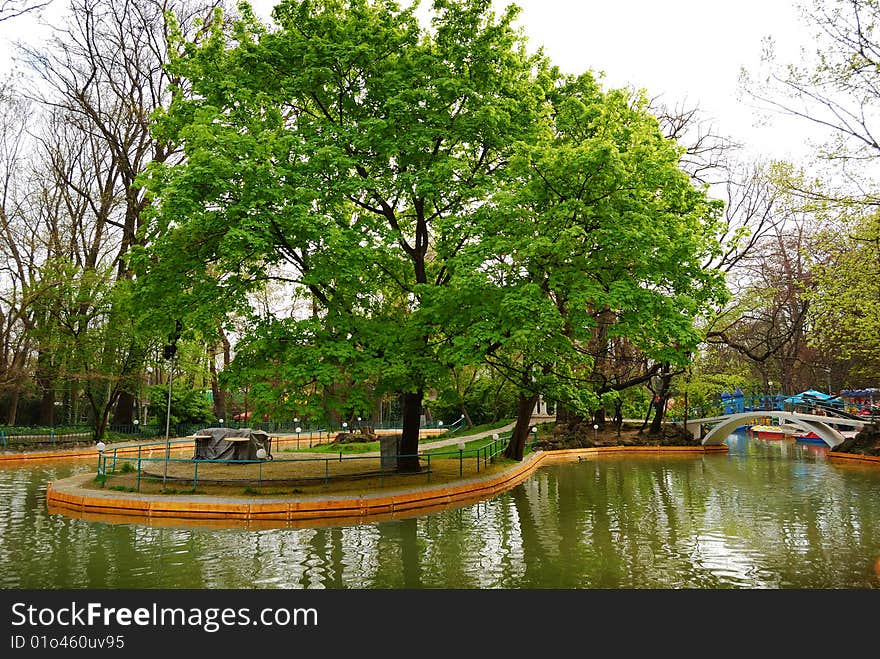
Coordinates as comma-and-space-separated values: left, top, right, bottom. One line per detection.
827, 451, 880, 465
45, 444, 730, 527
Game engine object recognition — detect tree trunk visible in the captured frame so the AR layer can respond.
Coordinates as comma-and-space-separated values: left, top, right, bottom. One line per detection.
555, 403, 585, 426
209, 330, 231, 420
460, 404, 473, 429
398, 390, 423, 473
38, 388, 55, 427
505, 392, 539, 461
36, 350, 55, 426
7, 385, 20, 426
649, 365, 673, 436
209, 353, 226, 420
614, 399, 623, 437
71, 383, 80, 426
112, 390, 134, 425
639, 396, 653, 433
93, 411, 110, 442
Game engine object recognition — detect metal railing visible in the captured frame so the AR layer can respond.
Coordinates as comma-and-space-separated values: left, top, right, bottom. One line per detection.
92, 431, 536, 493
0, 417, 454, 449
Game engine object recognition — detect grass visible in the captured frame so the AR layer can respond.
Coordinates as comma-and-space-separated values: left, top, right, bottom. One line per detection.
77, 419, 532, 498
437, 419, 514, 440
280, 418, 514, 455
423, 435, 511, 456
286, 440, 378, 454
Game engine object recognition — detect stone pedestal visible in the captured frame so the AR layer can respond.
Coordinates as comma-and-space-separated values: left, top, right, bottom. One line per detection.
380, 434, 401, 470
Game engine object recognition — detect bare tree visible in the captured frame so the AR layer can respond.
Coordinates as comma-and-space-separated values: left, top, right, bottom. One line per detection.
741, 0, 880, 203
10, 0, 227, 429
704, 209, 817, 394
0, 0, 51, 23
652, 97, 740, 187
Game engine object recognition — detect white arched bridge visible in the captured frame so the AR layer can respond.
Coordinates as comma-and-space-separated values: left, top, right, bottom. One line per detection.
683, 411, 868, 448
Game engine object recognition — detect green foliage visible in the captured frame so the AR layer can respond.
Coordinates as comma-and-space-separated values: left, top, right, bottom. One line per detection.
136, 0, 552, 457
136, 0, 729, 461
433, 72, 728, 421
148, 384, 214, 427
808, 209, 880, 379
426, 370, 518, 425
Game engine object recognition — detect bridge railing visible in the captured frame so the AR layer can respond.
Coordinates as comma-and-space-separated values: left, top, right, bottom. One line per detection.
675, 394, 797, 422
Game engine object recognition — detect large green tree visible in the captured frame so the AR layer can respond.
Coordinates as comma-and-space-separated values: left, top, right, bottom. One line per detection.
136, 0, 549, 470
435, 73, 728, 458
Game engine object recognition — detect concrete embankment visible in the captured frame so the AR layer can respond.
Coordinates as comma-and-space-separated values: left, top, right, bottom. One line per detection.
45, 444, 730, 528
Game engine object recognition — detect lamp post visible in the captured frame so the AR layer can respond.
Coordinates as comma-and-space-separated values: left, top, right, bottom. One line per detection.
296, 426, 303, 448
96, 441, 106, 479
458, 441, 465, 477
219, 418, 224, 427
133, 419, 139, 434
163, 363, 174, 489
767, 381, 773, 411
593, 423, 599, 444
531, 426, 538, 446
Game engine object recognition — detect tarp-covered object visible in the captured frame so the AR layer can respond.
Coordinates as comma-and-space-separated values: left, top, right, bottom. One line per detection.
192, 427, 272, 461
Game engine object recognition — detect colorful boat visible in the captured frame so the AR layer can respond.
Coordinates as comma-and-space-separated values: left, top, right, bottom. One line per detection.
794, 430, 825, 444
795, 428, 858, 444
749, 424, 797, 440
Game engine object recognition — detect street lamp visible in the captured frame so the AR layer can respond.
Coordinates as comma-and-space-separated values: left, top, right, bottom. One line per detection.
133, 419, 139, 434
219, 418, 224, 427
531, 426, 538, 445
458, 441, 466, 477
593, 423, 599, 443
96, 441, 106, 478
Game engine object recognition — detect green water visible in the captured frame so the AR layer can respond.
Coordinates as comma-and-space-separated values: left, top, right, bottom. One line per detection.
1, 434, 878, 589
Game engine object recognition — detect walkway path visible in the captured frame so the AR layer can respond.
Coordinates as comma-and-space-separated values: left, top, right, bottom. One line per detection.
414, 421, 517, 450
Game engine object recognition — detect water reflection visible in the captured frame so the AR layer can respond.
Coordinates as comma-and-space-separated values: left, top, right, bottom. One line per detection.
1, 433, 878, 589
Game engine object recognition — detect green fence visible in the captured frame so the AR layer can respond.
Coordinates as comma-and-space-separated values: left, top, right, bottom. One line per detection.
0, 417, 456, 450
93, 431, 536, 493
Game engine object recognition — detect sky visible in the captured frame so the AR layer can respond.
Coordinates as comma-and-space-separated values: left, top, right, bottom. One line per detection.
0, 0, 820, 162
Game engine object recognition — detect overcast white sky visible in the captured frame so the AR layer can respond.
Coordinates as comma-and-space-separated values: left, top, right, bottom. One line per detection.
1, 0, 819, 162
